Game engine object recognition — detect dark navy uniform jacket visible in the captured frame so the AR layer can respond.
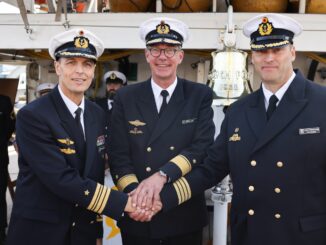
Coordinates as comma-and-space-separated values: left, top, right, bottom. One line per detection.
108, 78, 215, 238
161, 71, 326, 245
7, 87, 127, 245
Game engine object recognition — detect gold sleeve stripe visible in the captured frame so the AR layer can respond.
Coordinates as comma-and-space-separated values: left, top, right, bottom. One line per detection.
117, 174, 139, 191
181, 178, 191, 201
170, 155, 192, 176
175, 180, 185, 205
92, 185, 104, 213
173, 177, 192, 205
173, 181, 182, 204
87, 184, 112, 214
87, 183, 101, 211
98, 187, 111, 214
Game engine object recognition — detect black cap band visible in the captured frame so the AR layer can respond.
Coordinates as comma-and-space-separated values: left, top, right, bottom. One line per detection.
54, 37, 97, 60
106, 77, 123, 84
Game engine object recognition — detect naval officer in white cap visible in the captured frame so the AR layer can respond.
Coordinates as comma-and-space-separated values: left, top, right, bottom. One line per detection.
96, 70, 127, 118
6, 29, 137, 245
108, 16, 215, 245
157, 13, 326, 245
36, 82, 56, 97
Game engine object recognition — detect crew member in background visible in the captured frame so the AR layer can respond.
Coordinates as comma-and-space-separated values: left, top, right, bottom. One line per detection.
96, 70, 127, 124
36, 82, 56, 97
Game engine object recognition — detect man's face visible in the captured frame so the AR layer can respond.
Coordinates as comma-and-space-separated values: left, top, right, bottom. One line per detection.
106, 82, 123, 100
55, 57, 96, 100
251, 45, 295, 87
145, 43, 184, 84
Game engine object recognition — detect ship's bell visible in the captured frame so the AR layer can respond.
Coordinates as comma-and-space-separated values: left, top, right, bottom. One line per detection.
208, 48, 251, 106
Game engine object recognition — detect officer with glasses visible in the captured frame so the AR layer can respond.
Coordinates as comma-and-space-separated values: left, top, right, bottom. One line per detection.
147, 46, 181, 58
108, 17, 215, 245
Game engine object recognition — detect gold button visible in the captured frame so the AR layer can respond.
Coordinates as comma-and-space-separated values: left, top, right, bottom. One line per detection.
72, 222, 76, 227
274, 187, 281, 193
169, 146, 175, 150
250, 160, 257, 166
75, 203, 78, 207
248, 209, 255, 216
147, 147, 152, 152
248, 185, 255, 192
275, 213, 281, 219
146, 167, 151, 172
193, 159, 197, 164
115, 175, 119, 179
277, 161, 283, 167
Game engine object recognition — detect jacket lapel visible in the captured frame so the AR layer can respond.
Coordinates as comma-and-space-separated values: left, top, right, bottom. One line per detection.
148, 78, 186, 145
252, 71, 308, 153
83, 100, 97, 177
246, 89, 267, 140
49, 87, 84, 171
136, 80, 159, 134
50, 86, 76, 140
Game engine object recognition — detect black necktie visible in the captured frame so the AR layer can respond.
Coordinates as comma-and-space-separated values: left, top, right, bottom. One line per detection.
266, 95, 279, 120
75, 107, 85, 140
159, 90, 169, 117
74, 107, 86, 174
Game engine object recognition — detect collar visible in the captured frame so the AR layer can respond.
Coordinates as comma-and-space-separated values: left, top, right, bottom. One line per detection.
107, 99, 114, 110
151, 77, 178, 103
58, 84, 85, 117
262, 71, 296, 109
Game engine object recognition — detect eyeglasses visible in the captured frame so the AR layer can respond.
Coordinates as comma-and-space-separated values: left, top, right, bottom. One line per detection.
147, 47, 181, 58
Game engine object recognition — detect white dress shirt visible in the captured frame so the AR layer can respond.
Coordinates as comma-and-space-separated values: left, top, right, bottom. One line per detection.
58, 85, 86, 136
151, 77, 178, 113
262, 72, 296, 110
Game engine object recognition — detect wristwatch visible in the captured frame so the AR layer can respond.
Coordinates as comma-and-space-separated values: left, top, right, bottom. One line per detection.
159, 170, 170, 183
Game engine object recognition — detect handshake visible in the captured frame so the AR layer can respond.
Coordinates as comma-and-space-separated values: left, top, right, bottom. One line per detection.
124, 171, 166, 222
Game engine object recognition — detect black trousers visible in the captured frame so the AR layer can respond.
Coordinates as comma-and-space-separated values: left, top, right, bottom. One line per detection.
121, 229, 202, 245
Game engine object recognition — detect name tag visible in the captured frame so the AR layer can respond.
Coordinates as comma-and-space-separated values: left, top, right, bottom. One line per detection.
299, 127, 320, 135
182, 118, 197, 125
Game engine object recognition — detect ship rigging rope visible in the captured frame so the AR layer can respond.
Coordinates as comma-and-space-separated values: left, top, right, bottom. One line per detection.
16, 0, 31, 33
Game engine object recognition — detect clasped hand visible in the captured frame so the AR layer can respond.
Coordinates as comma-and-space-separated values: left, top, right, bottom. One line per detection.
125, 172, 166, 222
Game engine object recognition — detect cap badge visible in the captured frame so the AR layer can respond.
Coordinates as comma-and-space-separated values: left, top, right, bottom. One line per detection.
258, 17, 273, 36
156, 21, 170, 35
110, 73, 117, 79
74, 36, 89, 49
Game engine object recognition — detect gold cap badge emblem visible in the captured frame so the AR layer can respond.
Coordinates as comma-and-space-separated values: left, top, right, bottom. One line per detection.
74, 35, 89, 49
156, 21, 170, 35
258, 17, 273, 36
110, 73, 117, 79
